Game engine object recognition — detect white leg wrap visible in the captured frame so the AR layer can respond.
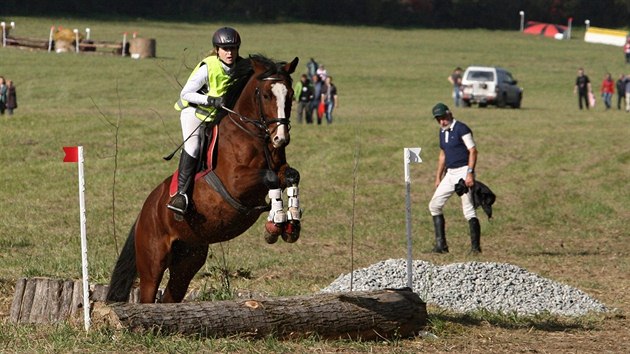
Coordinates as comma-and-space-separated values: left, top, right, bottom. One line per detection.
267, 188, 287, 223
286, 186, 301, 221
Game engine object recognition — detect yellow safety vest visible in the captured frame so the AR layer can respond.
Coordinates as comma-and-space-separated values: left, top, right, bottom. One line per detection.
174, 55, 230, 121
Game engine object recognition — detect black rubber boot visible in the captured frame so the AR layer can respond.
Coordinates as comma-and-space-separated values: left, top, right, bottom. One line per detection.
167, 150, 198, 215
432, 215, 449, 253
469, 217, 482, 254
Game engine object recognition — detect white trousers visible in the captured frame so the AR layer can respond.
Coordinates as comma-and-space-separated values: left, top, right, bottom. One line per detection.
180, 107, 202, 158
429, 165, 477, 220
626, 92, 630, 112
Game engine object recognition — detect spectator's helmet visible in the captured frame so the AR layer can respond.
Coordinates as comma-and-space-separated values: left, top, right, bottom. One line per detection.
212, 27, 241, 48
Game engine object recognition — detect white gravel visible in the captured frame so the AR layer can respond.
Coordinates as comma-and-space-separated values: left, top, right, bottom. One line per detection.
321, 259, 608, 316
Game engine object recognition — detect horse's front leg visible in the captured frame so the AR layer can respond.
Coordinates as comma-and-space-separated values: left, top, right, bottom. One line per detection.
282, 167, 301, 243
262, 167, 302, 244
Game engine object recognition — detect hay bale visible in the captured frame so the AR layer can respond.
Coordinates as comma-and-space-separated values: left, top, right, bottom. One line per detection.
129, 38, 156, 59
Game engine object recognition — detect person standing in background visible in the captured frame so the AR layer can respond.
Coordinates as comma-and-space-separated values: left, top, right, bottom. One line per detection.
625, 74, 630, 112
428, 103, 481, 254
616, 73, 626, 110
0, 77, 7, 115
306, 58, 318, 78
316, 65, 328, 81
574, 68, 592, 110
6, 80, 17, 115
293, 74, 313, 124
447, 67, 463, 107
624, 37, 630, 64
309, 74, 323, 125
320, 76, 338, 124
600, 73, 614, 110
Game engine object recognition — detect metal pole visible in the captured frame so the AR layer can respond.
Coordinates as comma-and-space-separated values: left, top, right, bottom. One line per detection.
519, 11, 524, 32
403, 147, 422, 289
404, 148, 413, 289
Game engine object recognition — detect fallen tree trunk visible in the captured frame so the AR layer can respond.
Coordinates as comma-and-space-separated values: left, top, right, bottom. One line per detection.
94, 288, 427, 340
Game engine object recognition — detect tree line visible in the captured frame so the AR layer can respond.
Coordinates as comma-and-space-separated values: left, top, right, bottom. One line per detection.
4, 0, 630, 29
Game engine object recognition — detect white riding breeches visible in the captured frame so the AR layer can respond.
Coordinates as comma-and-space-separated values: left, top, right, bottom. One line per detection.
429, 165, 477, 220
180, 107, 202, 158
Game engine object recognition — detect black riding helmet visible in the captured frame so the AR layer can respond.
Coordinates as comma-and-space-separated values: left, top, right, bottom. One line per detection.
212, 27, 241, 48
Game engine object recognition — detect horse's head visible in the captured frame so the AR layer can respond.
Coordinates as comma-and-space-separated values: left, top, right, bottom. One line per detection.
249, 55, 299, 148
223, 55, 299, 150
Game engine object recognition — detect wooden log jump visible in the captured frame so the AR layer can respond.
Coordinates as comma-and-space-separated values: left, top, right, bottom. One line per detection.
10, 278, 426, 340
95, 288, 427, 339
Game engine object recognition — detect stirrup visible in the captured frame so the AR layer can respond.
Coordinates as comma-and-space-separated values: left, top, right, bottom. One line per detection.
167, 193, 189, 215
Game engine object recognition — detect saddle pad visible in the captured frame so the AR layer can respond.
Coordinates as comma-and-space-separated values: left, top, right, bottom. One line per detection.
169, 125, 219, 197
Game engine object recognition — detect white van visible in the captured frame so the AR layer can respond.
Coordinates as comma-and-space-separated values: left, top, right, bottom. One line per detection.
461, 66, 523, 108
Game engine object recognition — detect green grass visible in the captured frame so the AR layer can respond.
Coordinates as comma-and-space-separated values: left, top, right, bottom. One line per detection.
1, 16, 629, 352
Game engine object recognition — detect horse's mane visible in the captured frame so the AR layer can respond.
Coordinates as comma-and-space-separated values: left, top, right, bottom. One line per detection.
222, 54, 294, 110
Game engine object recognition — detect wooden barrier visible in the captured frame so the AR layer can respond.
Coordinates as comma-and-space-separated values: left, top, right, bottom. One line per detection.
5, 36, 48, 50
4, 36, 141, 57
9, 277, 162, 324
10, 278, 427, 340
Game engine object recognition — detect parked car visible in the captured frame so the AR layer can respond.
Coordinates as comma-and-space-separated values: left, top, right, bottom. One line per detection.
461, 66, 523, 108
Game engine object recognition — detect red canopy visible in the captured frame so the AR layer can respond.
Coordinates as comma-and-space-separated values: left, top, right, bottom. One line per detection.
523, 21, 567, 38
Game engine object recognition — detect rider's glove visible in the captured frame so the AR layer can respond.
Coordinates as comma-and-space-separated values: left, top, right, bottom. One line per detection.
205, 96, 224, 109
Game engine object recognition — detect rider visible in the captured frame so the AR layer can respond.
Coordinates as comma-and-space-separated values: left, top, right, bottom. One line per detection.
167, 27, 243, 216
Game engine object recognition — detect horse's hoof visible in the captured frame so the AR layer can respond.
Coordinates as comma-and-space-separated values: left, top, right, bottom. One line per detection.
264, 221, 283, 244
281, 221, 300, 243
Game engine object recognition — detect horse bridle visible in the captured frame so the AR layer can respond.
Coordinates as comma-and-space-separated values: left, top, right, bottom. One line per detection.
223, 75, 291, 141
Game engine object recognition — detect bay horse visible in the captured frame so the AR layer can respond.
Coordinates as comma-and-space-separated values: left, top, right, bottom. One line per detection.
106, 55, 301, 303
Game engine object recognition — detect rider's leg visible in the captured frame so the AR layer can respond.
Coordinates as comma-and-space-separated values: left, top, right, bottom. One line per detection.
167, 109, 200, 215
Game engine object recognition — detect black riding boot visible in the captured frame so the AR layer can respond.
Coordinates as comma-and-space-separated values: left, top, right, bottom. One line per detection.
167, 150, 198, 215
432, 215, 449, 253
469, 217, 482, 254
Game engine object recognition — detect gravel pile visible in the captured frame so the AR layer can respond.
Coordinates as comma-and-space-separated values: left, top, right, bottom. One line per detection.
321, 259, 608, 316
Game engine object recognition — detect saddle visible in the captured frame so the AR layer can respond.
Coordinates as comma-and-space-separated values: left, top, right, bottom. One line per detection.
169, 123, 219, 196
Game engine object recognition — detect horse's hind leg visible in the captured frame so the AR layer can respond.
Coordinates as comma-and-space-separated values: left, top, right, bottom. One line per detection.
161, 241, 208, 303
135, 229, 171, 303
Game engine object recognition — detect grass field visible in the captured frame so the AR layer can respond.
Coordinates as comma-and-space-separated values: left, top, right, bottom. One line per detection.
1, 16, 629, 352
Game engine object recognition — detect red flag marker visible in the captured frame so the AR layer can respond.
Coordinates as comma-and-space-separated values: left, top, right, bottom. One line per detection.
63, 146, 79, 162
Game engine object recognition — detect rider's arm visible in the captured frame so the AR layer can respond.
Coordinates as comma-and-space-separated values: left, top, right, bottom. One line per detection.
181, 65, 211, 106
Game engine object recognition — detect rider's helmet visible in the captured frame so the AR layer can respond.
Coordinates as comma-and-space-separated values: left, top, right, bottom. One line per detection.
432, 102, 451, 119
212, 27, 241, 48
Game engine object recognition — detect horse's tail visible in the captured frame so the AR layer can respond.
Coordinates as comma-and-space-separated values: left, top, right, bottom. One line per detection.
105, 221, 137, 303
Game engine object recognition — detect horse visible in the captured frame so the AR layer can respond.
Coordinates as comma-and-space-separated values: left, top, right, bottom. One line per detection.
106, 54, 301, 303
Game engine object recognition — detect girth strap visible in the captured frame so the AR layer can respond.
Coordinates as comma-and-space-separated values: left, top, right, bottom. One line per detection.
203, 171, 270, 215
